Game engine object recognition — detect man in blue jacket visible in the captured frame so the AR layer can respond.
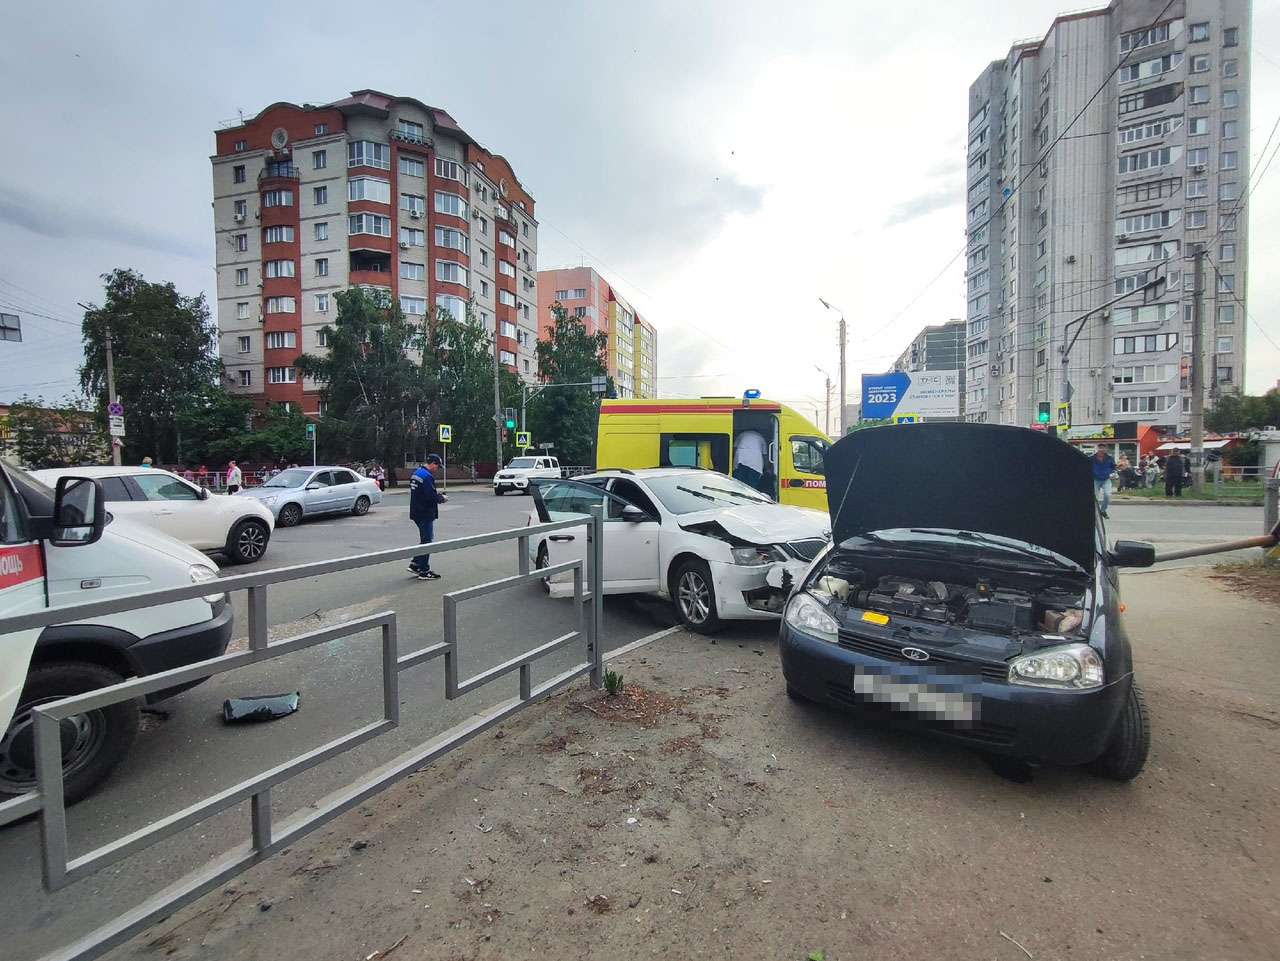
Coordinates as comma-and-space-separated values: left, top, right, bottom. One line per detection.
1091, 446, 1116, 519
409, 454, 448, 579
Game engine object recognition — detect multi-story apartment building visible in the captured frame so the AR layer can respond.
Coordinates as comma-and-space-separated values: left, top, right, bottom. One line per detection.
536, 266, 658, 398
889, 319, 966, 421
964, 0, 1249, 431
211, 90, 540, 415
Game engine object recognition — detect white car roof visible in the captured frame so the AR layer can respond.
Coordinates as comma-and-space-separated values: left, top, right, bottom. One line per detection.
576, 468, 711, 482
32, 465, 182, 479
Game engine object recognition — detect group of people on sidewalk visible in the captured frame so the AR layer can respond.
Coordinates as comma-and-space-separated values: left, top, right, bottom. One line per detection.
1092, 447, 1191, 516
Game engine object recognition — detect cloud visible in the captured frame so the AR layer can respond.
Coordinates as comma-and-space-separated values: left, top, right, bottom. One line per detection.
883, 180, 963, 227
0, 186, 207, 262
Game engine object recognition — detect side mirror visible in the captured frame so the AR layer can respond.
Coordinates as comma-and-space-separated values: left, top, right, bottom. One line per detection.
306, 483, 323, 491
620, 504, 649, 523
1108, 539, 1155, 569
199, 487, 210, 500
52, 476, 106, 546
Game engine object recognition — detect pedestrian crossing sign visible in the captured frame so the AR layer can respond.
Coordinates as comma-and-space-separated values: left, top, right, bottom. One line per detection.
893, 414, 917, 424
516, 431, 531, 448
1056, 403, 1071, 430
438, 424, 452, 443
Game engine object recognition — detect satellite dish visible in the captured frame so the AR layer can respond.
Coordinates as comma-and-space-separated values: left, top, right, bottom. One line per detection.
271, 127, 289, 150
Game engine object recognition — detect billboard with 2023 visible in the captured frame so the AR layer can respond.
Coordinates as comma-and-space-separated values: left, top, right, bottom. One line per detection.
861, 371, 961, 420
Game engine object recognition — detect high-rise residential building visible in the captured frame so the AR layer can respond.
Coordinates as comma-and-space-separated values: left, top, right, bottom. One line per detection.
536, 266, 659, 398
889, 319, 966, 421
211, 90, 540, 414
964, 1, 1249, 431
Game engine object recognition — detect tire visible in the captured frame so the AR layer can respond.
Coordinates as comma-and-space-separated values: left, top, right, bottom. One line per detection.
0, 661, 141, 805
535, 543, 551, 594
351, 495, 371, 516
278, 502, 303, 528
493, 488, 503, 496
673, 559, 722, 634
1088, 680, 1150, 781
227, 519, 270, 564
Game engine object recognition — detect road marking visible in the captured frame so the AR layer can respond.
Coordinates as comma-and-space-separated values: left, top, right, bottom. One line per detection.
604, 625, 685, 662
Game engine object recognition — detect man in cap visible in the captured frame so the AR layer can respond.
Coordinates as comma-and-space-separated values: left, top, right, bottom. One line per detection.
408, 455, 448, 579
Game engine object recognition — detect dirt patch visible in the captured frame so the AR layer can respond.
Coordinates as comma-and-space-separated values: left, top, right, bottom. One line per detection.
1208, 561, 1280, 606
567, 683, 687, 727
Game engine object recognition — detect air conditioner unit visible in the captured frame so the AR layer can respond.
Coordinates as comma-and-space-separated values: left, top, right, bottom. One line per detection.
1065, 254, 1077, 263
1193, 164, 1206, 173
410, 209, 421, 218
398, 241, 410, 249
991, 364, 1001, 375
1118, 233, 1128, 242
233, 213, 246, 222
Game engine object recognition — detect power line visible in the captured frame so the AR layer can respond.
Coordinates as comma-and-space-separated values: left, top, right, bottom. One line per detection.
1204, 253, 1280, 356
0, 278, 82, 325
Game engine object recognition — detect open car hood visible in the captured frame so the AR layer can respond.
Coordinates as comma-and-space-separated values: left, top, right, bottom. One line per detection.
678, 503, 829, 544
824, 423, 1096, 571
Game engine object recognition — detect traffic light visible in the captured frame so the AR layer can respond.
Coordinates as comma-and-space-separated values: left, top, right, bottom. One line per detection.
503, 407, 516, 429
1036, 402, 1051, 424
305, 423, 316, 440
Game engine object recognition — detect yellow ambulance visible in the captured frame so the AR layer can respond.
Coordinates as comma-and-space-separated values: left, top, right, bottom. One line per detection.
593, 397, 832, 510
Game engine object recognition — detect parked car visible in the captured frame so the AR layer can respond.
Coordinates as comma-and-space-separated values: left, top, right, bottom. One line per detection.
237, 466, 382, 527
779, 422, 1155, 780
33, 466, 275, 564
1, 462, 233, 804
494, 456, 561, 495
527, 468, 830, 632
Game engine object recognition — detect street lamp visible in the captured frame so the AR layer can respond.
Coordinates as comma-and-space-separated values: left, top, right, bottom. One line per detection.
814, 365, 834, 436
819, 298, 847, 435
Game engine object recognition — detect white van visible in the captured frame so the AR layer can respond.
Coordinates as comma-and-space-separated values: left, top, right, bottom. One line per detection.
0, 462, 233, 804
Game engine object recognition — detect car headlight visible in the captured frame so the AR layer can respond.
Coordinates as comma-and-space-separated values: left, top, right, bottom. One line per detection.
260, 495, 278, 506
1008, 643, 1104, 689
188, 564, 224, 604
731, 545, 786, 566
784, 591, 839, 643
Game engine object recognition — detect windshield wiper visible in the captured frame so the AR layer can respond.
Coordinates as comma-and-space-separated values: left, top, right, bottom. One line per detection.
674, 485, 718, 503
701, 486, 769, 503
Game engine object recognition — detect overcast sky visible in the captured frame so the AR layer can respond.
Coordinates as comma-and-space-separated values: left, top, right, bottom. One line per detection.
2, 0, 1278, 427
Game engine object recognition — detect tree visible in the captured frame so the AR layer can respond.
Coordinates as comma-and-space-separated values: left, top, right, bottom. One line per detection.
79, 269, 223, 464
296, 287, 434, 474
527, 305, 612, 466
175, 394, 311, 467
6, 395, 109, 468
1204, 390, 1280, 433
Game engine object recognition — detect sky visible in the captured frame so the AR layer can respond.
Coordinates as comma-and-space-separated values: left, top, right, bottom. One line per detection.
2, 0, 1278, 431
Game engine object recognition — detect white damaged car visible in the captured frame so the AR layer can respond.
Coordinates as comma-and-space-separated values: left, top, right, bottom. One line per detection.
527, 468, 830, 632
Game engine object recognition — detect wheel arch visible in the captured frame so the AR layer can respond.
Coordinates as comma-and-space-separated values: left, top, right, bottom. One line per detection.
33, 626, 140, 680
665, 551, 709, 600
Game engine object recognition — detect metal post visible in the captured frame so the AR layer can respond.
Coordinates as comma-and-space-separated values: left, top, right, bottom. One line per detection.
311, 428, 317, 468
247, 585, 268, 651
492, 325, 504, 467
104, 325, 122, 467
250, 790, 272, 852
441, 444, 447, 492
838, 315, 847, 436
1190, 247, 1206, 493
588, 504, 604, 689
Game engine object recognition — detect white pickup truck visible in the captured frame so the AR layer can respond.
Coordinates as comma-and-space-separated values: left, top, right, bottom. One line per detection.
492, 456, 561, 495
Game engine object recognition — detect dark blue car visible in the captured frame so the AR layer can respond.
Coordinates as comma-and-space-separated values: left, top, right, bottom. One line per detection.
779, 422, 1154, 780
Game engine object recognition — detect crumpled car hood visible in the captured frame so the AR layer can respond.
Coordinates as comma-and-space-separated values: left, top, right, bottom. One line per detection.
678, 503, 830, 544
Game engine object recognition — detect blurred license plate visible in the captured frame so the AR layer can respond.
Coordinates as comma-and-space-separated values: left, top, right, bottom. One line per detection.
852, 669, 978, 722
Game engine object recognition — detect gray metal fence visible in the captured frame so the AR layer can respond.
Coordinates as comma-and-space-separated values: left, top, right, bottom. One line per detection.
0, 507, 605, 961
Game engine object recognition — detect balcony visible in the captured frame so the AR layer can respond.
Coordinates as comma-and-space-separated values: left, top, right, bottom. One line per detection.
349, 251, 392, 288
391, 127, 433, 148
259, 163, 299, 183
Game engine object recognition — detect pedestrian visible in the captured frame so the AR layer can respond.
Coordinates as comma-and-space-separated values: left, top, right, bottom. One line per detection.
197, 465, 208, 486
1091, 446, 1116, 518
141, 456, 153, 469
226, 459, 243, 495
732, 429, 768, 492
371, 464, 386, 491
408, 454, 448, 580
1164, 450, 1187, 498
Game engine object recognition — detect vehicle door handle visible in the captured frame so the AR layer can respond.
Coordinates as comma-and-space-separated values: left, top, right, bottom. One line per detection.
549, 534, 575, 542
155, 508, 174, 515
788, 479, 804, 488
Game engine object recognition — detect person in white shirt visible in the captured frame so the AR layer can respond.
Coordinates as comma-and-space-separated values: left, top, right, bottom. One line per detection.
225, 459, 243, 495
732, 430, 767, 492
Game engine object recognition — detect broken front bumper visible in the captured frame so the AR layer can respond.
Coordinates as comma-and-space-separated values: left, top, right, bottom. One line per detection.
711, 558, 811, 620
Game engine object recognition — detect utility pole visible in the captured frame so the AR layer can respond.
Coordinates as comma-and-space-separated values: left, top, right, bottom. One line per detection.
492, 327, 504, 467
819, 299, 847, 435
1190, 246, 1206, 493
104, 324, 122, 467
815, 366, 833, 436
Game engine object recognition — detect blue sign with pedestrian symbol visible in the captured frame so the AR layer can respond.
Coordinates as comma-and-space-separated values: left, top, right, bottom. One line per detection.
438, 424, 452, 443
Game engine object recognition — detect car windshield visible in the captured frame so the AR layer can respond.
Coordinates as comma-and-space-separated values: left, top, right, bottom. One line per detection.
643, 473, 774, 515
507, 458, 538, 469
262, 469, 313, 489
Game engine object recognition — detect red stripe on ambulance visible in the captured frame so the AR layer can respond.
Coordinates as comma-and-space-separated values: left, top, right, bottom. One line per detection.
0, 544, 44, 591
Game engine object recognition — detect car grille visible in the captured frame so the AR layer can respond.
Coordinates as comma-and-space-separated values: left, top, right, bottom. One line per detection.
825, 683, 1017, 745
786, 538, 828, 561
837, 630, 1010, 683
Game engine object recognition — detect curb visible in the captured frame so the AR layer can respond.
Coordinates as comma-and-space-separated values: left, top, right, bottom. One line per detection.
1112, 497, 1261, 507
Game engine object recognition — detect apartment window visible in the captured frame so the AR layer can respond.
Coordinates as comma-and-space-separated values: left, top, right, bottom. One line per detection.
1189, 22, 1209, 42
400, 261, 425, 281
235, 233, 248, 252
499, 320, 517, 338
499, 350, 516, 366
1189, 86, 1209, 105
315, 222, 328, 241
266, 331, 296, 349
523, 359, 530, 373
1188, 118, 1208, 135
1222, 59, 1238, 77
264, 259, 295, 278
1113, 396, 1174, 414
264, 225, 294, 244
232, 164, 246, 183
1036, 239, 1046, 258
394, 194, 422, 218
1187, 179, 1208, 198
1119, 53, 1182, 84
400, 296, 427, 315
399, 154, 425, 177
349, 213, 391, 236
1114, 303, 1179, 326
315, 328, 328, 346
313, 150, 327, 170
348, 140, 391, 170
435, 226, 468, 252
236, 301, 250, 320
234, 140, 245, 152
314, 258, 329, 277
435, 294, 466, 321
1190, 54, 1210, 73
1186, 148, 1208, 167
480, 280, 489, 296
476, 215, 488, 235
315, 122, 328, 136
235, 268, 249, 286
1217, 305, 1235, 324
436, 260, 467, 285
555, 289, 569, 300
1216, 366, 1234, 384
237, 335, 251, 353
1224, 27, 1239, 46
1221, 213, 1237, 232
1223, 89, 1239, 108
434, 158, 468, 185
1114, 333, 1178, 354
1221, 120, 1239, 140
1219, 182, 1239, 201
498, 229, 516, 247
1186, 210, 1208, 228
234, 199, 247, 220
573, 306, 588, 319
1119, 23, 1169, 53
1220, 243, 1236, 262
573, 288, 587, 298
348, 177, 390, 203
265, 296, 296, 313
1218, 274, 1235, 293
434, 191, 468, 218
1221, 151, 1238, 170
1216, 336, 1234, 354
396, 119, 425, 140
238, 370, 252, 387
263, 189, 293, 207
498, 289, 517, 307
267, 366, 297, 384
498, 260, 516, 278
315, 293, 330, 313
1117, 209, 1179, 233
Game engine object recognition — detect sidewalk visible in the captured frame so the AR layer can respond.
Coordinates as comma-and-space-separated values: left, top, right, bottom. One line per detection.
110, 567, 1280, 961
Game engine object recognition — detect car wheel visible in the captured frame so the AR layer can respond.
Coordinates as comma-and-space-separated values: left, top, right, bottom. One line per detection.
278, 503, 303, 528
0, 661, 141, 805
535, 543, 551, 593
351, 495, 371, 516
673, 559, 722, 634
493, 487, 503, 496
227, 519, 270, 564
1087, 680, 1150, 781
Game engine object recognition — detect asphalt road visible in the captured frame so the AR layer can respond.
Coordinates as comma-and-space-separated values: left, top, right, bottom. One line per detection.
1, 494, 1270, 959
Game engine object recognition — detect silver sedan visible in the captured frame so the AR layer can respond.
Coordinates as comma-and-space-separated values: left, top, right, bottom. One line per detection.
237, 466, 382, 527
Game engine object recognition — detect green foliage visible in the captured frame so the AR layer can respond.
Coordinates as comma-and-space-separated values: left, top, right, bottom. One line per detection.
1223, 438, 1263, 467
529, 305, 611, 466
848, 418, 891, 432
1205, 391, 1280, 433
174, 389, 253, 465
5, 395, 109, 469
603, 670, 624, 695
78, 268, 222, 463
